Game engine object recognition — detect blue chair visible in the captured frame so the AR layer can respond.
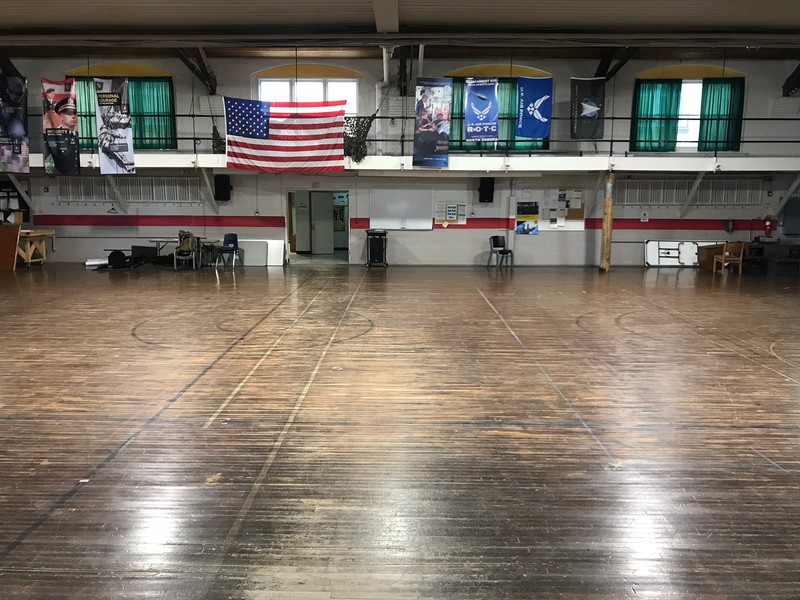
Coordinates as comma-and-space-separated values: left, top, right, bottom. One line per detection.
215, 233, 241, 268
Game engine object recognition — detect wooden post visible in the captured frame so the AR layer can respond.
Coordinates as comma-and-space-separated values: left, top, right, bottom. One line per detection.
599, 172, 615, 273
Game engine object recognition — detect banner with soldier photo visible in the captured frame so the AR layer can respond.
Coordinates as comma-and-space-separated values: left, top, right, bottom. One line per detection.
94, 78, 135, 174
42, 78, 80, 176
0, 76, 29, 173
412, 77, 452, 168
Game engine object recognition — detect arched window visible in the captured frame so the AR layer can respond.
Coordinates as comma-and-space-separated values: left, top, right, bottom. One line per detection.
630, 66, 745, 153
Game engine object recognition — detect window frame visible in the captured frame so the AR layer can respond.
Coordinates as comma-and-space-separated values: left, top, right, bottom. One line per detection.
258, 78, 359, 115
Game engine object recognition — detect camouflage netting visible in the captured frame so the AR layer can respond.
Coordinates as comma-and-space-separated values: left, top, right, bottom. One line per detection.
344, 115, 375, 163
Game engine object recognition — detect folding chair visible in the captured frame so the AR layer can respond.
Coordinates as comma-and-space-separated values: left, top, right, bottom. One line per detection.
487, 235, 514, 268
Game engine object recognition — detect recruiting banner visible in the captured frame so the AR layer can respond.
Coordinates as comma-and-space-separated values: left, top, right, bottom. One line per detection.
94, 78, 135, 174
464, 77, 499, 141
42, 78, 80, 176
516, 77, 553, 139
0, 76, 29, 173
413, 77, 452, 168
571, 77, 605, 139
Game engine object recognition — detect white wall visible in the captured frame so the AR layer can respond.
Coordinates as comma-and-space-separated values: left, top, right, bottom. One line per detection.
10, 53, 800, 266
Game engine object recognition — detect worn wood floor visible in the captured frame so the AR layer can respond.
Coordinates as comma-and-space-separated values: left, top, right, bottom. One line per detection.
0, 263, 798, 599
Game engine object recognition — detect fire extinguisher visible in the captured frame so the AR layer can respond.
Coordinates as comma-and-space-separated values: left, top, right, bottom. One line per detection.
764, 215, 774, 236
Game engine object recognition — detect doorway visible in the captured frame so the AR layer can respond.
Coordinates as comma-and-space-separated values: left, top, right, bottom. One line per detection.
287, 189, 350, 263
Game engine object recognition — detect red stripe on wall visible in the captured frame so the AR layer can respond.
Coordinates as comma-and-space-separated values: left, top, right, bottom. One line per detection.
32, 215, 286, 228
585, 218, 766, 230
350, 218, 371, 230
350, 217, 515, 230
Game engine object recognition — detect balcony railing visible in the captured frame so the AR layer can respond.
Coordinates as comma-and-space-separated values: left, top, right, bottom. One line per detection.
22, 113, 800, 159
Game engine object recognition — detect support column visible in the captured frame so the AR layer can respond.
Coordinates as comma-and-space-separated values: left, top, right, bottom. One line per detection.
599, 172, 615, 273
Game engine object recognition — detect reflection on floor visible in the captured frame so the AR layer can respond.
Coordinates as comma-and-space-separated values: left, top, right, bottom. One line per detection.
288, 250, 349, 265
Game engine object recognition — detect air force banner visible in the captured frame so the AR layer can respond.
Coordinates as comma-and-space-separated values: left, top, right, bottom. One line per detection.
570, 77, 605, 139
464, 78, 499, 141
516, 77, 553, 139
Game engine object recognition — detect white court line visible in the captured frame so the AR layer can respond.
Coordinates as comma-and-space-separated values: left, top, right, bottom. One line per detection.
200, 271, 366, 596
478, 288, 613, 461
203, 279, 334, 428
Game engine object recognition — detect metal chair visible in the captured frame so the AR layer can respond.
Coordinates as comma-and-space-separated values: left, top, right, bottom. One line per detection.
215, 233, 241, 268
174, 230, 197, 270
487, 235, 514, 268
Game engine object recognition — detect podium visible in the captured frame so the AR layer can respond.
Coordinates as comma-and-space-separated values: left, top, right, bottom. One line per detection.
366, 229, 387, 267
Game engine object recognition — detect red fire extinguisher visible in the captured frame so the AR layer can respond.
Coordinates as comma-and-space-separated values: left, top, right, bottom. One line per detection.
764, 215, 774, 236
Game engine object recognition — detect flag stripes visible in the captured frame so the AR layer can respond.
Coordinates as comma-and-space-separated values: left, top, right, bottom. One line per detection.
224, 97, 346, 173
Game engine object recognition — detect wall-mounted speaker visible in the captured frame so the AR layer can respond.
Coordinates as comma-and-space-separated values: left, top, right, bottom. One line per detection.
214, 175, 232, 201
478, 177, 495, 203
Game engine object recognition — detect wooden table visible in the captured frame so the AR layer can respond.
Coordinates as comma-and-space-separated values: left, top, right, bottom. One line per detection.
17, 229, 56, 268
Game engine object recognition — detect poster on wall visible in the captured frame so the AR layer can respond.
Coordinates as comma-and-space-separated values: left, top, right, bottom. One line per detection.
413, 77, 452, 168
515, 201, 539, 235
516, 77, 553, 139
42, 78, 80, 176
0, 76, 29, 173
464, 77, 499, 141
94, 78, 135, 174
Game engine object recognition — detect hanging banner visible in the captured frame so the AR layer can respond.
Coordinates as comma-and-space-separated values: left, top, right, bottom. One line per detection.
0, 76, 29, 173
464, 77, 499, 141
413, 77, 452, 168
42, 78, 80, 176
516, 77, 553, 139
94, 78, 135, 174
571, 77, 605, 139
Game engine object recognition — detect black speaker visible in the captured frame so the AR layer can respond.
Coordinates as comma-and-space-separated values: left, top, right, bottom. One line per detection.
478, 177, 495, 203
214, 175, 232, 201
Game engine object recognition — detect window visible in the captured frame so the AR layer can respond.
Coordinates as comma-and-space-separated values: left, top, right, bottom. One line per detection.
631, 77, 744, 152
75, 77, 177, 150
259, 79, 358, 114
450, 78, 548, 152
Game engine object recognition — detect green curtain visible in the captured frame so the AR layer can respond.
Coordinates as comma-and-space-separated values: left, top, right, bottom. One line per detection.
75, 77, 176, 150
630, 79, 682, 152
129, 78, 177, 150
698, 77, 744, 152
450, 78, 547, 152
75, 78, 97, 151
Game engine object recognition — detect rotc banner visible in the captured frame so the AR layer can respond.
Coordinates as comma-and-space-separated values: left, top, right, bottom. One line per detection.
413, 77, 452, 168
516, 77, 553, 139
42, 78, 80, 176
0, 76, 29, 173
571, 77, 605, 139
94, 78, 135, 174
464, 77, 499, 141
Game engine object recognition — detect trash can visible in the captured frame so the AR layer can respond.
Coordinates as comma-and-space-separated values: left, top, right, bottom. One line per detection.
366, 229, 387, 267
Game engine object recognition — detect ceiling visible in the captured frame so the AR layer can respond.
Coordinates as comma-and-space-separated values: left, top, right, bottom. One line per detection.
2, 0, 800, 60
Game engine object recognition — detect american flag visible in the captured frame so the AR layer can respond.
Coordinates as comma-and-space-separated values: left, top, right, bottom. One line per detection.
224, 97, 346, 173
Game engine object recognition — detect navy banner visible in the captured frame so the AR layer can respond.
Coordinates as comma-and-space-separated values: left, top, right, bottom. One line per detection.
42, 78, 80, 176
0, 76, 29, 173
413, 77, 452, 168
94, 78, 136, 174
464, 77, 499, 141
516, 77, 553, 139
571, 77, 605, 139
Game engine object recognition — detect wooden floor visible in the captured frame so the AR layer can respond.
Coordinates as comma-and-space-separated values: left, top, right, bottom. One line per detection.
1, 263, 799, 599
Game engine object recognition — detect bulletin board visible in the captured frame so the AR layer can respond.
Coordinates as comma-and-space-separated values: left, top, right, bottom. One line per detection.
370, 188, 433, 230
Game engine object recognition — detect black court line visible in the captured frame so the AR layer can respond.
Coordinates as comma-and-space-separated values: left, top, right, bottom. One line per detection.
0, 272, 321, 561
